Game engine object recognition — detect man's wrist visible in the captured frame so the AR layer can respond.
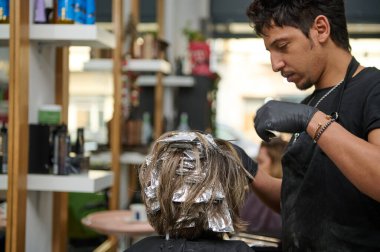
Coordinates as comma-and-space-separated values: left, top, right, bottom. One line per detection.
306, 111, 331, 138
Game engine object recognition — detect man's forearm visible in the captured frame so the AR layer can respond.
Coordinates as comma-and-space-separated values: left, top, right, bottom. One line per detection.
251, 168, 282, 213
307, 111, 380, 202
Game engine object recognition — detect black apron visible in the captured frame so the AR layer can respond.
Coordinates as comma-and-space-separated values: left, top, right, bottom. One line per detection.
279, 57, 380, 251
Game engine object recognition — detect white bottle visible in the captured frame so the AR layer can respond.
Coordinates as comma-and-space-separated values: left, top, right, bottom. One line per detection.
177, 112, 190, 131
141, 112, 153, 145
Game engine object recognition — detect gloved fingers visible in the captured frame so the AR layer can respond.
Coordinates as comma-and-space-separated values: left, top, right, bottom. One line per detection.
264, 129, 276, 142
256, 125, 276, 142
254, 106, 275, 142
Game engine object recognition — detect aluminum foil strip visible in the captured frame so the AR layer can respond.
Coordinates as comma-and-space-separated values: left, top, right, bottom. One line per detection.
214, 181, 226, 201
182, 160, 196, 169
145, 154, 153, 166
168, 142, 194, 149
185, 172, 206, 184
176, 167, 193, 176
145, 168, 160, 199
146, 199, 160, 213
194, 187, 212, 203
207, 201, 234, 232
204, 133, 218, 149
172, 184, 190, 202
145, 184, 156, 199
158, 132, 198, 143
183, 149, 197, 161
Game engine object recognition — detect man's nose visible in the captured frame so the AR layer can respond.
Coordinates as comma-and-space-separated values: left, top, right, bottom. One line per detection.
270, 53, 285, 72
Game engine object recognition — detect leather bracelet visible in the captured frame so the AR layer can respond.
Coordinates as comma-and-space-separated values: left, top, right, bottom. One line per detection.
312, 115, 331, 140
313, 118, 335, 143
313, 123, 323, 140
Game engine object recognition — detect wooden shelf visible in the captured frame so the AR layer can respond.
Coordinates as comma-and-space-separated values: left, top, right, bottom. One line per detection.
137, 75, 194, 87
30, 24, 115, 48
123, 59, 171, 74
1, 170, 113, 192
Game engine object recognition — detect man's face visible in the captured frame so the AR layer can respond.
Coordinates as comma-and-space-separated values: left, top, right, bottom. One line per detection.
262, 24, 323, 90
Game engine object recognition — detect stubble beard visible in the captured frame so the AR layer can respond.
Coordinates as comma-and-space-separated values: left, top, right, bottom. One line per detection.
295, 80, 314, 91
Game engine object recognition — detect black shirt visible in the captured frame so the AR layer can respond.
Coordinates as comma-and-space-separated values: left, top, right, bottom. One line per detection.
124, 236, 253, 252
281, 67, 380, 251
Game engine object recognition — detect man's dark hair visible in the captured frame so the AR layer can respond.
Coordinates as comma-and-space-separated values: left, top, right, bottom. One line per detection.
246, 0, 351, 52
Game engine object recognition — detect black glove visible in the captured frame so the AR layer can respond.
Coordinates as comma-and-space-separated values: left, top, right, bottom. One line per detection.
231, 143, 258, 179
254, 100, 318, 142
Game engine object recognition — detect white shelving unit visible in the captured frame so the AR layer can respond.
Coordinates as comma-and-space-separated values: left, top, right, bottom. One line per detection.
1, 171, 113, 192
91, 151, 147, 166
123, 59, 171, 74
30, 24, 115, 48
82, 58, 193, 87
83, 58, 113, 71
137, 75, 194, 87
27, 170, 113, 193
83, 58, 172, 74
24, 5, 117, 252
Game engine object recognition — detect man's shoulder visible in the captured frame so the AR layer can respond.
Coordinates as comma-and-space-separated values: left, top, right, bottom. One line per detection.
349, 66, 380, 90
357, 67, 380, 81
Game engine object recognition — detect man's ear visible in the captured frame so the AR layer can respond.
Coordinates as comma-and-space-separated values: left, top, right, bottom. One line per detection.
312, 15, 330, 43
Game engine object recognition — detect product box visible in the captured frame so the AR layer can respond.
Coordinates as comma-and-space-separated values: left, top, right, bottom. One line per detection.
188, 41, 212, 77
38, 104, 62, 125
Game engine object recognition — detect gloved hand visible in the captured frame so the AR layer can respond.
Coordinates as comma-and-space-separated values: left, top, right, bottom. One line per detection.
231, 143, 258, 180
254, 100, 318, 142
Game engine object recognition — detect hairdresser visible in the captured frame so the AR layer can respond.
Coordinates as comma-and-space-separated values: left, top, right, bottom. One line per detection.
237, 0, 380, 251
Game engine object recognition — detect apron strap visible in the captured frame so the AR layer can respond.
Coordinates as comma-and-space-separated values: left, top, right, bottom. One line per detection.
333, 56, 360, 121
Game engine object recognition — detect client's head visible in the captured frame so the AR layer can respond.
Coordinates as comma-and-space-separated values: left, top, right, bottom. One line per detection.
139, 131, 249, 240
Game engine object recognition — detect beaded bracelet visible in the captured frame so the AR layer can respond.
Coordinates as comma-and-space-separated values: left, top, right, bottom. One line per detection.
313, 117, 335, 143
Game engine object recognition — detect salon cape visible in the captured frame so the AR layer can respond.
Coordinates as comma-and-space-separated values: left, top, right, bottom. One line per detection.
124, 236, 253, 252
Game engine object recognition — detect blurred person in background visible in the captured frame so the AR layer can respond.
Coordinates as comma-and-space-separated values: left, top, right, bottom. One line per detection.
240, 137, 287, 237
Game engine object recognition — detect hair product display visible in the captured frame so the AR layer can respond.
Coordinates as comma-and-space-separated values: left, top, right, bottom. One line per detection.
0, 0, 9, 23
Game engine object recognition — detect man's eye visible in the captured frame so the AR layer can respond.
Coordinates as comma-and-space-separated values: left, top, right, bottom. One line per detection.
277, 43, 288, 49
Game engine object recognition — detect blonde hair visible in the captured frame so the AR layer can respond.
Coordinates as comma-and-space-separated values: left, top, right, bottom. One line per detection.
139, 131, 248, 239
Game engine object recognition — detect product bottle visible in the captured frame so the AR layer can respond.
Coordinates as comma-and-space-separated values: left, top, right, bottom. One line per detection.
53, 125, 69, 175
55, 0, 74, 24
141, 112, 153, 146
0, 0, 9, 24
75, 127, 85, 155
0, 123, 7, 174
177, 112, 190, 131
34, 0, 47, 23
73, 0, 85, 24
85, 0, 95, 24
